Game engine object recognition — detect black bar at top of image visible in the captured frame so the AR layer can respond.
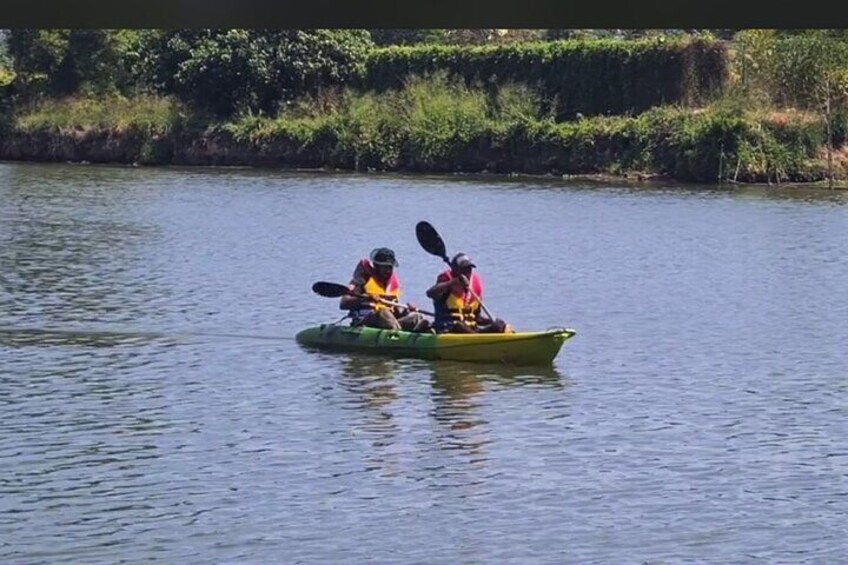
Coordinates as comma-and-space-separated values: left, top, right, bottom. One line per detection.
0, 0, 845, 29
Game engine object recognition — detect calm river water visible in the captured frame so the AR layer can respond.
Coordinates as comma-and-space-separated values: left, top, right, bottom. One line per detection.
1, 162, 846, 563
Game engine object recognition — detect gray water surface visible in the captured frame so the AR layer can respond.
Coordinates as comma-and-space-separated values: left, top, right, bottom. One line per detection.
1, 163, 846, 563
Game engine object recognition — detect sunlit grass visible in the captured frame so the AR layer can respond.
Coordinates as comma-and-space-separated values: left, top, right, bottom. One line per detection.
15, 94, 183, 133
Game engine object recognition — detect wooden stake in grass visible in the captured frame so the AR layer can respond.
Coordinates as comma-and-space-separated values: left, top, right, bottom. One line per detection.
826, 79, 834, 190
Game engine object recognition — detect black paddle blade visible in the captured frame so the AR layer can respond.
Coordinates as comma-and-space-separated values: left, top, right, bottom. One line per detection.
415, 221, 448, 261
312, 281, 350, 298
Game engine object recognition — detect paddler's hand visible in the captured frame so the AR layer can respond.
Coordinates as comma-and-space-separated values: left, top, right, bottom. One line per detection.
405, 302, 418, 312
450, 275, 468, 292
355, 294, 375, 309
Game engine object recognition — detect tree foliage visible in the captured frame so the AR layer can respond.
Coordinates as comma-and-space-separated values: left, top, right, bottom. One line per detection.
6, 29, 374, 117
0, 31, 11, 68
0, 31, 13, 89
369, 29, 446, 46
545, 29, 735, 41
364, 38, 728, 120
773, 31, 848, 109
143, 29, 373, 117
7, 30, 143, 97
733, 29, 848, 108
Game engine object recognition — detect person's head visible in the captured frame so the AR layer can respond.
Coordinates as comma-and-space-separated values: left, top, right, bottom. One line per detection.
450, 252, 476, 276
370, 247, 398, 279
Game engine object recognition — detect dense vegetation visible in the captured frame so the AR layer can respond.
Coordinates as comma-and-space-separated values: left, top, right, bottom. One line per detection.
362, 39, 726, 120
1, 29, 847, 185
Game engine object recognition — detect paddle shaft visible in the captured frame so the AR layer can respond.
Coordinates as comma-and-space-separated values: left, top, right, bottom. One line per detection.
351, 291, 435, 317
313, 281, 434, 317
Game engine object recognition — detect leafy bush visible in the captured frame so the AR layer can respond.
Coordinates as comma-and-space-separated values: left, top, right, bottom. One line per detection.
363, 38, 729, 120
145, 30, 373, 117
7, 30, 145, 98
369, 29, 446, 46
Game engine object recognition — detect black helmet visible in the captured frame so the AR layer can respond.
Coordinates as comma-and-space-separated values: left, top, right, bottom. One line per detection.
370, 247, 399, 267
450, 252, 476, 270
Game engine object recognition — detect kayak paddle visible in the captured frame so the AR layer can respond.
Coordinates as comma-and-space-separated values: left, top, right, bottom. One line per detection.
415, 221, 495, 321
311, 281, 434, 317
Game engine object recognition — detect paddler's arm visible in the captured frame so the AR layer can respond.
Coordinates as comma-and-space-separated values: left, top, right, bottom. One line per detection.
339, 284, 373, 310
426, 274, 465, 299
425, 281, 449, 299
340, 263, 372, 310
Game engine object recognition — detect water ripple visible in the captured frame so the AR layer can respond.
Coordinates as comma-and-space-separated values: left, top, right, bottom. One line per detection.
1, 164, 846, 563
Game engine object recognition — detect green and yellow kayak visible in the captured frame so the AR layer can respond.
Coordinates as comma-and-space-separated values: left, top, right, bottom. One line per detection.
296, 324, 576, 365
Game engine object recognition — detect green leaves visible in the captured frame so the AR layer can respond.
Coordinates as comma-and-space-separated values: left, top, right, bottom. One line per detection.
147, 30, 373, 118
7, 30, 146, 97
363, 38, 728, 120
733, 30, 848, 109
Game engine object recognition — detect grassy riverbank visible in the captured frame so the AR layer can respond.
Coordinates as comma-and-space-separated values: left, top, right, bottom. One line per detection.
2, 31, 846, 185
2, 75, 842, 184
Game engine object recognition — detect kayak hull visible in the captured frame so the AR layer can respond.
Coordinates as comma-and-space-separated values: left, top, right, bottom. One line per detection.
295, 324, 576, 366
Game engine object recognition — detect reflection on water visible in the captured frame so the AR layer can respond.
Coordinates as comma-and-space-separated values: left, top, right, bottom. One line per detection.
337, 355, 400, 443
476, 174, 848, 207
724, 183, 848, 206
427, 358, 565, 428
428, 361, 565, 461
332, 353, 566, 466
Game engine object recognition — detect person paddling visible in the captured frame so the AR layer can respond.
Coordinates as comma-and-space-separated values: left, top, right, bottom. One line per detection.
426, 252, 513, 334
340, 247, 431, 332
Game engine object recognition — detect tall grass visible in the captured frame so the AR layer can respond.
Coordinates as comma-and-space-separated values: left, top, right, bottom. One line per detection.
15, 94, 183, 133
220, 72, 534, 170
400, 74, 488, 166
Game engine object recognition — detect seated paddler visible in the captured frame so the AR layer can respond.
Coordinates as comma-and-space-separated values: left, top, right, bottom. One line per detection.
425, 252, 513, 334
339, 247, 431, 332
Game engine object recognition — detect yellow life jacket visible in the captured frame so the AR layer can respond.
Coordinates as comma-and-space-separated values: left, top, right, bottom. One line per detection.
353, 268, 400, 321
436, 271, 482, 329
362, 274, 400, 310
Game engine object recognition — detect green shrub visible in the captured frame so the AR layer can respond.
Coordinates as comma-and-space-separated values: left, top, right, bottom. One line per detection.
147, 30, 373, 117
363, 38, 729, 120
